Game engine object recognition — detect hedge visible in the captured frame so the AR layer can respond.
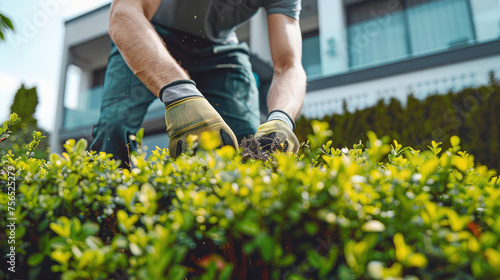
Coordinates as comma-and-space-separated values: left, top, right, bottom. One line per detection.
296, 73, 500, 171
1, 113, 500, 280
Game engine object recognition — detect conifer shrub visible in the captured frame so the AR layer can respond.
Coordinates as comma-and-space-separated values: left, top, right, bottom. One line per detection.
295, 73, 500, 171
1, 113, 499, 280
0, 85, 49, 160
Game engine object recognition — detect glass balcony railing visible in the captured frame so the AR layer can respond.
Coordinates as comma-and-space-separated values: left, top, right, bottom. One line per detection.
63, 85, 167, 131
63, 86, 103, 130
302, 0, 500, 81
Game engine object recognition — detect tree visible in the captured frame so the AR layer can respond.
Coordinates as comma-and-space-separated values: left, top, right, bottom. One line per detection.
10, 84, 39, 131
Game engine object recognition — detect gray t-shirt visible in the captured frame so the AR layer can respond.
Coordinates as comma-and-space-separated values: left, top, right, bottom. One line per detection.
151, 0, 301, 44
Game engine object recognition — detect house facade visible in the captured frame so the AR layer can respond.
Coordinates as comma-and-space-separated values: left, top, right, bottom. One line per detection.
51, 0, 500, 153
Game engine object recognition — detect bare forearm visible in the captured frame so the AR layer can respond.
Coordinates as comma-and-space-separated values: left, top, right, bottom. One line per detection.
109, 5, 188, 96
267, 63, 306, 120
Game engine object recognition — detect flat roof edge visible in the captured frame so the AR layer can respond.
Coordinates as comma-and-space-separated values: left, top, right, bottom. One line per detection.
65, 3, 111, 25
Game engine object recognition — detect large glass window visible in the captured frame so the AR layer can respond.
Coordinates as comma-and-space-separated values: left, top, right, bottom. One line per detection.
302, 31, 322, 77
347, 0, 408, 68
63, 66, 105, 130
406, 0, 475, 55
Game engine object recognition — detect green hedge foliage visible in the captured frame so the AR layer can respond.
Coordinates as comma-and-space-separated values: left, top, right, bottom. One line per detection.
296, 73, 500, 171
1, 113, 500, 280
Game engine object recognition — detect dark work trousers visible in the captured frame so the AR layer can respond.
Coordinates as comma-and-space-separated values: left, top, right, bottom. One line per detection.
89, 25, 260, 167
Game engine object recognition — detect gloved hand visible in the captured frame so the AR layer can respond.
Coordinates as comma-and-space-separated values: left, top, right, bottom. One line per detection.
253, 110, 299, 154
161, 80, 238, 158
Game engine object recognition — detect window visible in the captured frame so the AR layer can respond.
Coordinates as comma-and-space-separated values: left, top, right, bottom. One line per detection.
63, 66, 106, 130
92, 67, 106, 87
347, 0, 477, 68
406, 0, 475, 55
302, 30, 322, 77
347, 0, 407, 68
300, 0, 321, 78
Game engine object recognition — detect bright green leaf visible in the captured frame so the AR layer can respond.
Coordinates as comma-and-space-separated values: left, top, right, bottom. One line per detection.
27, 252, 45, 266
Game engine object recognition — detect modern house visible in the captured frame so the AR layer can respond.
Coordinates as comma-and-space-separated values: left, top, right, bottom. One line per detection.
51, 0, 500, 153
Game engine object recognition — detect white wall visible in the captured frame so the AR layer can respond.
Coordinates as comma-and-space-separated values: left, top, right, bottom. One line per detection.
52, 5, 110, 153
65, 6, 110, 47
318, 0, 348, 76
249, 8, 272, 64
302, 54, 500, 119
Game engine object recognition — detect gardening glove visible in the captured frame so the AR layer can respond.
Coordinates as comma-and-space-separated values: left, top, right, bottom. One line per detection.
253, 110, 300, 154
160, 80, 238, 158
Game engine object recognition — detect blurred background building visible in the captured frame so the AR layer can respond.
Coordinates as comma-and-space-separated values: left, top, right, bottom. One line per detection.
52, 0, 500, 153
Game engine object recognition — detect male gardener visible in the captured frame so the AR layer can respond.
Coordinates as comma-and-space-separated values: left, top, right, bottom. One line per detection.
89, 0, 307, 167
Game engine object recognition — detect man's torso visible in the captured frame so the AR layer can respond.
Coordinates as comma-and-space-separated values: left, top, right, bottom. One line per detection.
151, 0, 300, 44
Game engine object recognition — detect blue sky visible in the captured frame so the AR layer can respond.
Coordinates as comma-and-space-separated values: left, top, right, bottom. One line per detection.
0, 0, 111, 132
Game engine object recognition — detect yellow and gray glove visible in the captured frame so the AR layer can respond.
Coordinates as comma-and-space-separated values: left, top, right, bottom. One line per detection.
160, 80, 238, 158
253, 110, 299, 154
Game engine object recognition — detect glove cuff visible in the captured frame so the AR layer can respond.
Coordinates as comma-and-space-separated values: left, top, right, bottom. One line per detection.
159, 79, 203, 106
267, 110, 295, 131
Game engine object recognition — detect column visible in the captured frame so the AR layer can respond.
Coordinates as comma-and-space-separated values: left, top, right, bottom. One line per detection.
317, 0, 348, 76
50, 37, 71, 154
